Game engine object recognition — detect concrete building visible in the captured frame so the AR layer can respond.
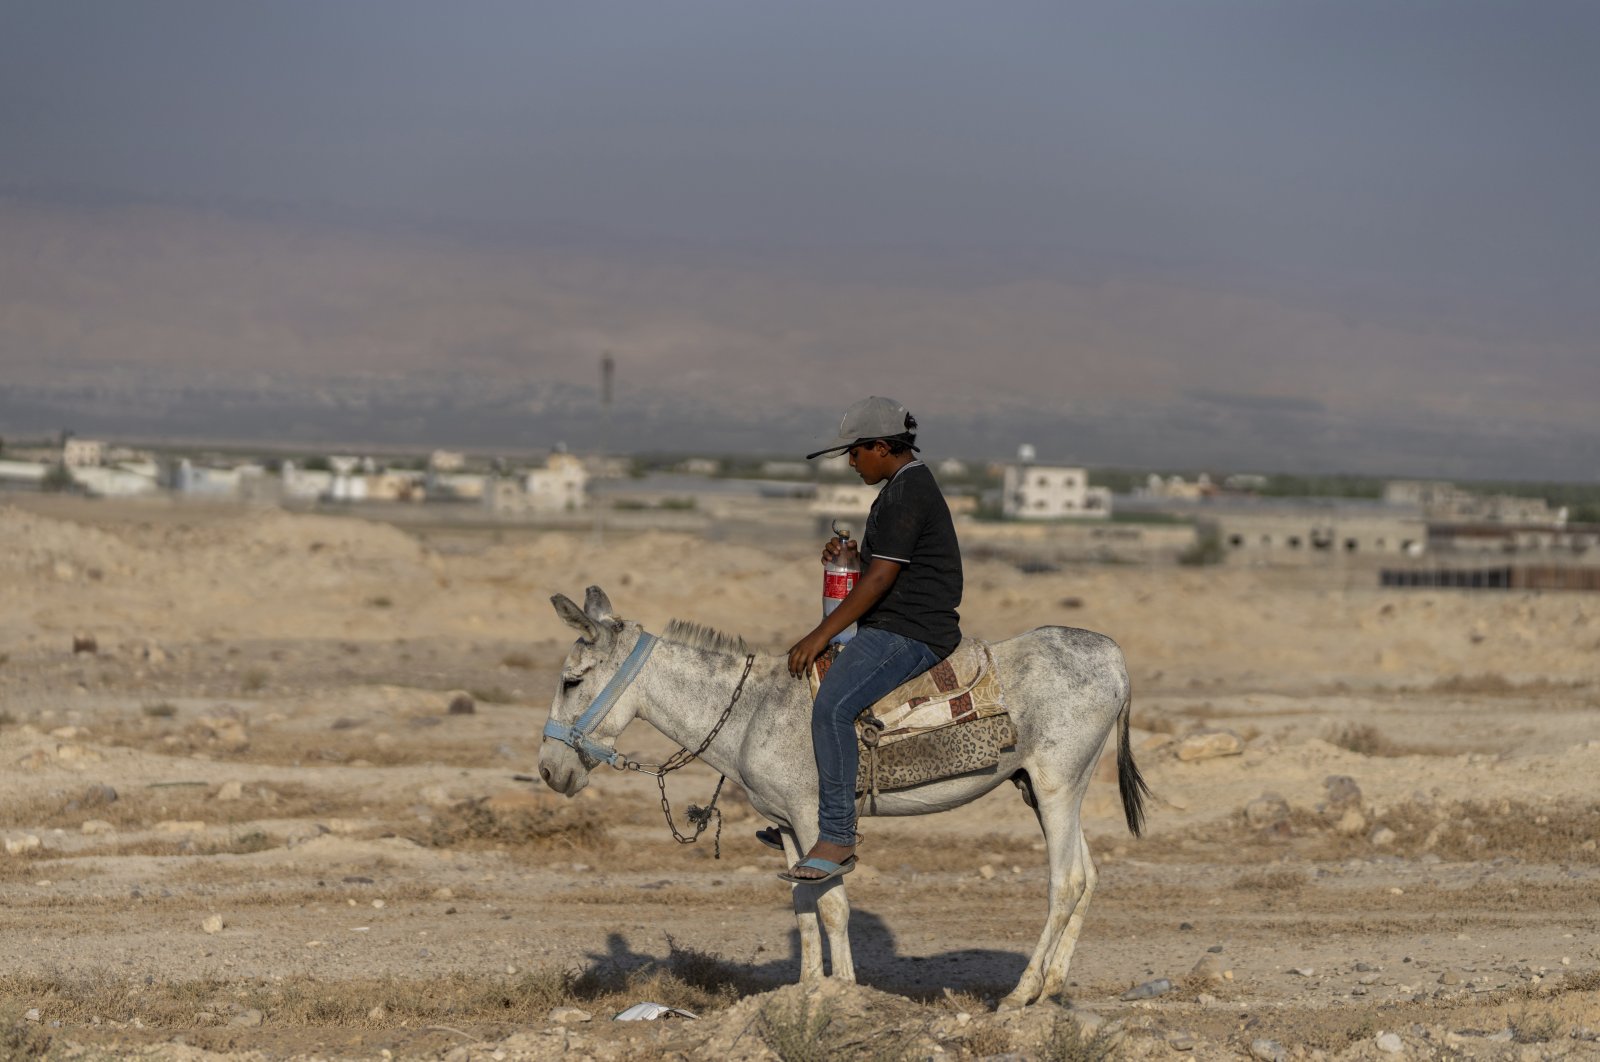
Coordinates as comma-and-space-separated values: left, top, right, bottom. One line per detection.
524, 452, 588, 512
0, 459, 49, 490
1385, 480, 1565, 527
62, 438, 104, 468
280, 462, 333, 501
1208, 509, 1428, 561
74, 464, 162, 498
1002, 464, 1111, 519
428, 449, 466, 473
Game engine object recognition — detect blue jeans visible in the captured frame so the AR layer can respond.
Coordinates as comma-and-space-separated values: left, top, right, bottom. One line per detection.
811, 626, 941, 847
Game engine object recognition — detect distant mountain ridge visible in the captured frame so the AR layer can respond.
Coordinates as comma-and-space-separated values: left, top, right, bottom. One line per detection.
2, 197, 1594, 479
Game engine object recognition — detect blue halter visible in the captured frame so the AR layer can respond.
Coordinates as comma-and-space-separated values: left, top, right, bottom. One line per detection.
542, 632, 658, 767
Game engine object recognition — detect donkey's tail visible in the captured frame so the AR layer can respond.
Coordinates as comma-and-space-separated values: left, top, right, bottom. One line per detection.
1116, 680, 1151, 837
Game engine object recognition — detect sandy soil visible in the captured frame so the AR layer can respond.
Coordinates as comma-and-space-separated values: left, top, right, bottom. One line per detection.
2, 495, 1598, 1060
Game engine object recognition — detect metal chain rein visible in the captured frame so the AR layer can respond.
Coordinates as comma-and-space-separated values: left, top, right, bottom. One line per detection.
616, 652, 756, 859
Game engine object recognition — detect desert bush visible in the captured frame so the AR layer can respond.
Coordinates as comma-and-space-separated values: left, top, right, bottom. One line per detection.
424, 797, 610, 852
500, 652, 536, 670
1325, 722, 1389, 756
957, 1024, 1013, 1058
1510, 1010, 1562, 1044
142, 702, 178, 718
241, 668, 269, 692
468, 686, 515, 704
759, 998, 838, 1062
1234, 868, 1304, 891
1040, 1016, 1118, 1062
1178, 530, 1226, 566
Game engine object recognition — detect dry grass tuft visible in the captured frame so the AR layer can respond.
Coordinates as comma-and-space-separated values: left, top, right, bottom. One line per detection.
956, 1024, 1013, 1058
1233, 868, 1304, 891
758, 997, 839, 1062
424, 797, 610, 853
1040, 1015, 1119, 1062
0, 939, 765, 1031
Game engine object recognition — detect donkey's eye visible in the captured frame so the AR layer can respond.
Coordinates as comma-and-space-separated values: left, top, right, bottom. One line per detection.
562, 676, 583, 690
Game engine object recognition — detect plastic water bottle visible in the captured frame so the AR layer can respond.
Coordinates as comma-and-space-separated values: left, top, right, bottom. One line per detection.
822, 522, 860, 645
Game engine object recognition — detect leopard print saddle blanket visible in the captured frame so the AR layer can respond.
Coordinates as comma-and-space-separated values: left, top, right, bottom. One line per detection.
808, 638, 1016, 797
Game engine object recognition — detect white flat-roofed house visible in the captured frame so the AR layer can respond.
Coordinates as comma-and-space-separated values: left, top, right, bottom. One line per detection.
172, 459, 264, 499
74, 463, 161, 498
0, 459, 49, 490
62, 438, 105, 468
1003, 464, 1111, 519
364, 470, 426, 502
809, 483, 879, 516
428, 449, 465, 473
280, 462, 334, 501
524, 453, 588, 512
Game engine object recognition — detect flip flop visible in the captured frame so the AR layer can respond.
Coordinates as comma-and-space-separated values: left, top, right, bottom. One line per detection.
777, 855, 856, 885
755, 826, 785, 852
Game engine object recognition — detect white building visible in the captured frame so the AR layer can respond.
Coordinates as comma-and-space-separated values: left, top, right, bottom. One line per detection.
62, 438, 105, 468
1003, 464, 1111, 519
0, 459, 49, 488
281, 462, 334, 501
524, 453, 588, 512
74, 464, 161, 498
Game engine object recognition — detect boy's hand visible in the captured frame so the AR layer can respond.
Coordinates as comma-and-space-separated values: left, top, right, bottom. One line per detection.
787, 630, 831, 678
821, 537, 859, 564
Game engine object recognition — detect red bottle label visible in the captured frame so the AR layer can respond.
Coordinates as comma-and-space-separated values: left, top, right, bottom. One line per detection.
824, 570, 857, 601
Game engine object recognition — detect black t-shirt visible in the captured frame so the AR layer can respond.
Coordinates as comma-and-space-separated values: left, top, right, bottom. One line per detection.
859, 461, 963, 657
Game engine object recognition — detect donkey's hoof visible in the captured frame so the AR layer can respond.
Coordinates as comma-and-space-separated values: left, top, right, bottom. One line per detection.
996, 992, 1034, 1012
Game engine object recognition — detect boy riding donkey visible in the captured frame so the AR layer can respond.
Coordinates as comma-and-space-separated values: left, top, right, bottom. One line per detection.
766, 396, 964, 884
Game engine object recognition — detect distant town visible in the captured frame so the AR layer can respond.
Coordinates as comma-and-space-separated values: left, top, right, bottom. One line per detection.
2, 432, 1596, 573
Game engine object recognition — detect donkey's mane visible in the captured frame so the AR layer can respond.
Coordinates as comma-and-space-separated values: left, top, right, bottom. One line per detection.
662, 619, 749, 656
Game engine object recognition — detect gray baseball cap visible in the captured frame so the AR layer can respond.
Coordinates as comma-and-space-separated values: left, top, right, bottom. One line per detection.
805, 396, 920, 459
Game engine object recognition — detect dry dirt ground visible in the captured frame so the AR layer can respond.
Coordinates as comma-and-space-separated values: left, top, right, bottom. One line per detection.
2, 496, 1599, 1060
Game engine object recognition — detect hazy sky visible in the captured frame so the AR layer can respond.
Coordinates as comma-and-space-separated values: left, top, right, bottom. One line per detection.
3, 1, 1598, 475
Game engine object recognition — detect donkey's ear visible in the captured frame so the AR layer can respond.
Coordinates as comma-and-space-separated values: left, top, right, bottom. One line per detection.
584, 585, 619, 626
552, 593, 600, 642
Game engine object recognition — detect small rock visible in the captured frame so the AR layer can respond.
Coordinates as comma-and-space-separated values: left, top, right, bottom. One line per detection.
1375, 1032, 1404, 1053
431, 887, 454, 900
1323, 774, 1362, 810
1168, 1032, 1196, 1051
1191, 954, 1227, 984
1335, 808, 1368, 836
1291, 967, 1315, 977
1370, 826, 1397, 847
1249, 1037, 1285, 1062
24, 1008, 41, 1022
1176, 730, 1243, 762
419, 784, 453, 808
80, 819, 114, 835
202, 914, 225, 934
72, 632, 98, 654
230, 1007, 263, 1028
1438, 970, 1463, 985
1120, 978, 1172, 1000
214, 780, 244, 802
80, 783, 118, 806
447, 692, 476, 715
5, 834, 43, 855
1245, 793, 1291, 828
368, 1005, 387, 1020
549, 1006, 593, 1024
155, 820, 207, 833
978, 864, 996, 880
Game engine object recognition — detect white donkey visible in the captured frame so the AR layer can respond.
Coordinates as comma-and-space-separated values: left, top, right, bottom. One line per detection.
538, 586, 1149, 1009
